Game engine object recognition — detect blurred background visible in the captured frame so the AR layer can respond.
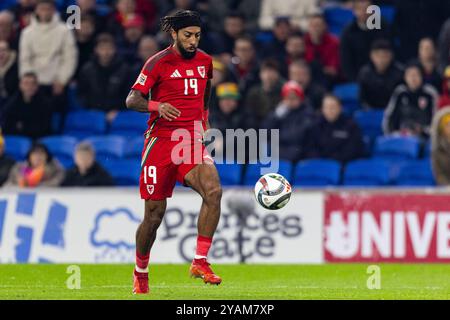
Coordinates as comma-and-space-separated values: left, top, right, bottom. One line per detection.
0, 0, 450, 265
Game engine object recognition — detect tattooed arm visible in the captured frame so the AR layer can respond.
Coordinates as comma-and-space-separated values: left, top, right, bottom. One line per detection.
125, 89, 149, 113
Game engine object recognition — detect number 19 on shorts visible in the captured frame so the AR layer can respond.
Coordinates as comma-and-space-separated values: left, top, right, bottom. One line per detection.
143, 165, 157, 184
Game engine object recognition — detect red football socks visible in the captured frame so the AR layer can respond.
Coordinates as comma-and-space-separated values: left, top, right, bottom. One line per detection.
195, 235, 213, 260
135, 250, 149, 272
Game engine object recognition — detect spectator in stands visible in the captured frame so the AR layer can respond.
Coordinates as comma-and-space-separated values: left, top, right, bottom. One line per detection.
195, 0, 229, 33
0, 130, 16, 186
431, 106, 450, 185
282, 32, 305, 77
260, 17, 292, 62
304, 13, 340, 85
210, 82, 246, 133
438, 66, 450, 109
131, 35, 160, 77
0, 10, 18, 50
19, 0, 78, 114
211, 58, 227, 88
357, 39, 403, 109
0, 40, 18, 111
209, 82, 246, 161
245, 59, 284, 128
383, 63, 438, 138
226, 36, 260, 97
234, 0, 261, 34
393, 0, 449, 63
116, 14, 145, 64
437, 17, 450, 74
5, 142, 64, 187
258, 0, 319, 32
209, 58, 227, 111
78, 33, 130, 123
340, 0, 391, 81
3, 72, 52, 139
262, 81, 315, 162
7, 0, 36, 32
289, 60, 326, 112
74, 14, 97, 78
303, 94, 365, 163
61, 142, 114, 187
414, 38, 442, 93
70, 0, 106, 33
106, 0, 136, 36
218, 11, 246, 62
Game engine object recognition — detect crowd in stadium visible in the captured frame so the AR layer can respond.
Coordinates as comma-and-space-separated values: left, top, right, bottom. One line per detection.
1, 0, 450, 187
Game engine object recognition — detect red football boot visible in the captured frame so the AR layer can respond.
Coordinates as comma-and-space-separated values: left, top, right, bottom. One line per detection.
189, 258, 222, 285
133, 270, 149, 294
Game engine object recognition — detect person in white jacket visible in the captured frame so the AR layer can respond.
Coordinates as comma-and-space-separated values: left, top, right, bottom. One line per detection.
258, 0, 320, 32
19, 0, 77, 102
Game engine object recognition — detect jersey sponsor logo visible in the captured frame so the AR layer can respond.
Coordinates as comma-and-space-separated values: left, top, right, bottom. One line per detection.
186, 69, 194, 76
197, 66, 205, 78
136, 73, 147, 86
170, 69, 182, 78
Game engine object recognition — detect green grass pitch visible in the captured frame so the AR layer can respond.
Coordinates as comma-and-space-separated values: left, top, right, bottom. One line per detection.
0, 264, 449, 300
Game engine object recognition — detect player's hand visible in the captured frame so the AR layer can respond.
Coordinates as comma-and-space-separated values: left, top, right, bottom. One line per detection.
158, 102, 181, 121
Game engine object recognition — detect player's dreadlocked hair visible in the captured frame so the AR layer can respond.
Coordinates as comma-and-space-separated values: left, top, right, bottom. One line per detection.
160, 10, 202, 33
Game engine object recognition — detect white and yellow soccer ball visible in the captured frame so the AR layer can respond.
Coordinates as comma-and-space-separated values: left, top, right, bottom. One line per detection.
254, 173, 292, 210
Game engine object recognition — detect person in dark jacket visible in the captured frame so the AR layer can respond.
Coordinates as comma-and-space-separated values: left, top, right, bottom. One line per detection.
383, 63, 438, 138
226, 36, 260, 97
357, 39, 404, 109
244, 59, 284, 129
392, 0, 449, 63
289, 60, 326, 112
340, 0, 392, 81
0, 40, 18, 116
303, 94, 365, 163
3, 72, 52, 139
262, 81, 316, 162
210, 82, 246, 134
77, 33, 131, 123
209, 82, 247, 162
61, 142, 114, 186
0, 130, 15, 186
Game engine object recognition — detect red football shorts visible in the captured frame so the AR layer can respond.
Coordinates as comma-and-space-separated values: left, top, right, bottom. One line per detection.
139, 136, 213, 200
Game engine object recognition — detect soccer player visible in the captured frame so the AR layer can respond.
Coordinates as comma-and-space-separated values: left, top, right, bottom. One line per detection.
126, 10, 222, 294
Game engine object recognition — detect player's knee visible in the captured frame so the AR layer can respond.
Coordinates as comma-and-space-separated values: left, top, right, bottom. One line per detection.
204, 184, 222, 204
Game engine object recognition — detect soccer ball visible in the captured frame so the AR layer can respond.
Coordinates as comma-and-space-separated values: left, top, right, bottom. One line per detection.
254, 173, 292, 210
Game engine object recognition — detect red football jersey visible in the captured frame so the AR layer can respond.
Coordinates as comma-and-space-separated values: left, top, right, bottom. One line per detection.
132, 46, 213, 139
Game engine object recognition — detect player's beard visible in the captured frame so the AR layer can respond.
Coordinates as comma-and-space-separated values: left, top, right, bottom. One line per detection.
176, 40, 197, 59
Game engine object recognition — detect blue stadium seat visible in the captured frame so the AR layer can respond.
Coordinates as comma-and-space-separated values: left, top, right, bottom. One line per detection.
380, 5, 396, 23
3, 135, 32, 161
67, 83, 84, 111
293, 159, 341, 186
324, 6, 354, 36
110, 111, 148, 137
354, 110, 384, 141
423, 141, 431, 158
124, 136, 144, 159
39, 135, 78, 168
63, 111, 107, 139
103, 159, 141, 186
373, 136, 420, 160
215, 163, 243, 186
243, 161, 293, 186
396, 160, 435, 186
85, 135, 126, 165
0, 0, 16, 10
344, 159, 391, 186
333, 83, 360, 115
